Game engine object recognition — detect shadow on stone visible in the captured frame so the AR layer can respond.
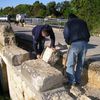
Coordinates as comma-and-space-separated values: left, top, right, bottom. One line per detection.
87, 43, 98, 49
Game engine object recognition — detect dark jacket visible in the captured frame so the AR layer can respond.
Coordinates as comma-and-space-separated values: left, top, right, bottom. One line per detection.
63, 18, 90, 45
32, 24, 55, 54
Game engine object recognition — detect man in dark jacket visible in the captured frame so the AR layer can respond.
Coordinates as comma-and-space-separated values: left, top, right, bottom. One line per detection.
32, 24, 55, 58
63, 14, 90, 86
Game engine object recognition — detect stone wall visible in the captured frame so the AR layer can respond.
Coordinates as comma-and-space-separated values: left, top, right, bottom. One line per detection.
0, 23, 100, 100
0, 45, 99, 100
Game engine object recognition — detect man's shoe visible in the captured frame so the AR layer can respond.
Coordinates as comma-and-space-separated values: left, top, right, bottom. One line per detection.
75, 82, 81, 87
70, 85, 82, 97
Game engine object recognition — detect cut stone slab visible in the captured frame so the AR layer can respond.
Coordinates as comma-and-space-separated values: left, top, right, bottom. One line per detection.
1, 45, 29, 66
42, 47, 54, 62
21, 59, 64, 92
42, 47, 63, 66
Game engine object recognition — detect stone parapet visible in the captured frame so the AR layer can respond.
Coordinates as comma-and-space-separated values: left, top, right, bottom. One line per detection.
1, 45, 29, 66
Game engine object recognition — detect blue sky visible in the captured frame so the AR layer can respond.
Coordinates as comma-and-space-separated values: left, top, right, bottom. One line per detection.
0, 0, 70, 9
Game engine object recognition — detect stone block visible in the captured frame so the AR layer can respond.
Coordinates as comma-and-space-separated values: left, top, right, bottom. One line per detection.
21, 59, 64, 92
42, 47, 63, 66
22, 78, 42, 100
1, 46, 30, 66
0, 24, 15, 46
42, 47, 54, 62
83, 61, 100, 89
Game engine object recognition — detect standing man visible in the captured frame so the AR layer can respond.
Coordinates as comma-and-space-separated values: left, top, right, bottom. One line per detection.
63, 13, 90, 86
32, 24, 55, 58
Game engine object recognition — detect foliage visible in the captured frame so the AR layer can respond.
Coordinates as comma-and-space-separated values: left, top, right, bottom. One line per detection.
0, 1, 71, 18
46, 1, 57, 16
31, 1, 46, 17
71, 0, 100, 32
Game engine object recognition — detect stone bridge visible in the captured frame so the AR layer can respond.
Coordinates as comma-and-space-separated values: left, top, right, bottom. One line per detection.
0, 23, 100, 100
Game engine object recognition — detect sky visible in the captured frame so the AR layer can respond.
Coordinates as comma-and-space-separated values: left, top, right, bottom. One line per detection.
0, 0, 70, 9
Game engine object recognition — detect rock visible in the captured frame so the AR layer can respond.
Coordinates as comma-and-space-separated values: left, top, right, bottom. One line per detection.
42, 47, 54, 62
42, 86, 73, 100
21, 59, 64, 92
0, 24, 15, 46
42, 47, 63, 66
83, 60, 100, 89
1, 46, 29, 66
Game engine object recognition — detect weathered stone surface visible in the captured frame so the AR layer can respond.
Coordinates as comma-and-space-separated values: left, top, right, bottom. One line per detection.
42, 86, 73, 100
0, 24, 15, 46
87, 69, 100, 89
1, 46, 29, 66
82, 60, 100, 89
88, 61, 100, 72
21, 59, 64, 92
22, 77, 42, 100
0, 23, 14, 36
83, 86, 100, 99
43, 86, 90, 100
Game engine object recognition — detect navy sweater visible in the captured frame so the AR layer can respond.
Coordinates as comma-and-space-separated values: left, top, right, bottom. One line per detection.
32, 24, 55, 54
63, 18, 90, 45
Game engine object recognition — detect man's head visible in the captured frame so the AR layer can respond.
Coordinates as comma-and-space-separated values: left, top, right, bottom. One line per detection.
42, 29, 50, 37
68, 13, 78, 20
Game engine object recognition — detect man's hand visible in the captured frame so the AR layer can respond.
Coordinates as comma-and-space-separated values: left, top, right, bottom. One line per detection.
37, 55, 41, 59
45, 46, 56, 52
51, 47, 56, 52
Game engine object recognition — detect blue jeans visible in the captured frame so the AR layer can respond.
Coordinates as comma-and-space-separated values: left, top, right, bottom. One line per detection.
66, 41, 87, 84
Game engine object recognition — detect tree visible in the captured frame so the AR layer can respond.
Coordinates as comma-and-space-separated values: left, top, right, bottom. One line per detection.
15, 4, 30, 14
71, 0, 100, 30
46, 1, 57, 16
31, 1, 46, 17
57, 1, 71, 18
0, 8, 3, 16
3, 7, 15, 15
